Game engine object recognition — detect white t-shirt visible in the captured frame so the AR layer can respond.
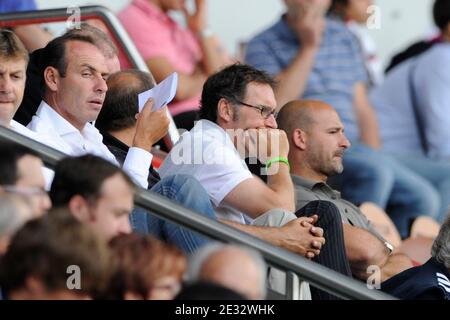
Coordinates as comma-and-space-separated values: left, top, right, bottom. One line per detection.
159, 120, 253, 224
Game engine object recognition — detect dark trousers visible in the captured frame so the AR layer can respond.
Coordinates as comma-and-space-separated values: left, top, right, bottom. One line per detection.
295, 200, 352, 300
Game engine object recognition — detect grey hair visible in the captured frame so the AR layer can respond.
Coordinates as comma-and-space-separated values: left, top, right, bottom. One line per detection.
0, 193, 32, 236
186, 242, 268, 298
431, 216, 450, 269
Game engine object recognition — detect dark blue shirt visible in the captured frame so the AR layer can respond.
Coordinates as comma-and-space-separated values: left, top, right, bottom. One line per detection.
382, 258, 450, 300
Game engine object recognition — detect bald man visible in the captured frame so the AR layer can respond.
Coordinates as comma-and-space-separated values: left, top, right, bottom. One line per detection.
278, 100, 414, 282
187, 244, 267, 300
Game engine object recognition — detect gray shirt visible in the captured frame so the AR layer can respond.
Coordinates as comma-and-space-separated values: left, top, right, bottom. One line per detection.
292, 174, 386, 243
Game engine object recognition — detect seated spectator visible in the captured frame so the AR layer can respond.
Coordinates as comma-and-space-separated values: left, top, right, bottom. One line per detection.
175, 281, 246, 300
329, 0, 384, 86
0, 0, 52, 52
0, 142, 51, 217
49, 155, 135, 240
0, 193, 32, 255
186, 243, 267, 300
119, 0, 233, 130
160, 64, 353, 300
0, 210, 112, 300
245, 0, 441, 238
382, 216, 450, 300
103, 233, 186, 300
278, 100, 414, 282
370, 0, 450, 223
15, 23, 121, 126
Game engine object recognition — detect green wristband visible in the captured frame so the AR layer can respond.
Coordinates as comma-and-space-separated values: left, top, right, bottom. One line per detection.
265, 157, 290, 171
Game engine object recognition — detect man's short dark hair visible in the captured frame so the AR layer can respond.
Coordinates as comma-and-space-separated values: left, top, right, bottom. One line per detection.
199, 64, 276, 123
0, 210, 112, 297
49, 155, 135, 208
38, 33, 97, 98
0, 29, 29, 63
96, 70, 155, 133
433, 0, 450, 31
0, 142, 39, 185
65, 23, 118, 58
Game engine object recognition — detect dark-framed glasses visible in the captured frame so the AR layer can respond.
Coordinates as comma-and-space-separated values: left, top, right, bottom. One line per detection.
233, 99, 278, 119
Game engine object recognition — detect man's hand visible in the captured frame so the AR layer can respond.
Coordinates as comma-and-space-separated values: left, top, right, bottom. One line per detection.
276, 215, 325, 258
234, 129, 289, 163
132, 99, 170, 151
183, 0, 207, 35
288, 0, 326, 49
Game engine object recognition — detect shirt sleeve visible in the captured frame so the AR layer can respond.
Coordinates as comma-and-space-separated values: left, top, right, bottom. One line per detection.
245, 35, 284, 76
122, 147, 153, 189
345, 31, 370, 85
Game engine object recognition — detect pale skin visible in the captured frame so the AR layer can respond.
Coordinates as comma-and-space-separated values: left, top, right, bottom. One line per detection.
282, 100, 413, 280
275, 0, 381, 148
215, 82, 325, 258
145, 0, 232, 102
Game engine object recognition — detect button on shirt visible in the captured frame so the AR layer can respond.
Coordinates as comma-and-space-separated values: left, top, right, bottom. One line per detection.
291, 174, 385, 243
27, 101, 152, 189
245, 17, 368, 143
159, 119, 253, 224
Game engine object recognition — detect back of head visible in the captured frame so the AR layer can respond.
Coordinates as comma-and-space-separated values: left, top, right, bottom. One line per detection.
431, 216, 450, 269
0, 29, 29, 63
199, 64, 276, 123
95, 70, 156, 133
104, 233, 186, 300
187, 243, 267, 300
0, 142, 38, 186
49, 154, 134, 208
433, 0, 450, 31
0, 209, 112, 299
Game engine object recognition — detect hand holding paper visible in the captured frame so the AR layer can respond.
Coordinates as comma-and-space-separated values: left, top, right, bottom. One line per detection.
138, 72, 178, 112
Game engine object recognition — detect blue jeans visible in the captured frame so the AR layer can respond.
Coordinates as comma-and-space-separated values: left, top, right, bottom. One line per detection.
390, 154, 450, 223
129, 174, 216, 254
341, 144, 440, 238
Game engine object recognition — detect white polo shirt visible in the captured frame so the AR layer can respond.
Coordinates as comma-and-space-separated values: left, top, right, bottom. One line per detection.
159, 119, 253, 224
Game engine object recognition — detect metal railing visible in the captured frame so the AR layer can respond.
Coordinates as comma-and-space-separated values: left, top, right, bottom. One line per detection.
0, 125, 394, 300
0, 5, 179, 148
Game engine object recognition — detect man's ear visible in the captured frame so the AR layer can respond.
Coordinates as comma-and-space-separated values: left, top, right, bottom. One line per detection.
292, 128, 307, 150
68, 195, 95, 223
217, 98, 235, 124
43, 66, 60, 92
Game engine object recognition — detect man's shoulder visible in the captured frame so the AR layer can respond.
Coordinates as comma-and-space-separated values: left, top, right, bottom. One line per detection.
247, 19, 286, 47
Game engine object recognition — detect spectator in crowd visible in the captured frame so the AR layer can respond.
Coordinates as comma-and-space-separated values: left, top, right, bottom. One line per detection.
103, 233, 186, 300
0, 0, 52, 52
245, 0, 441, 238
186, 243, 267, 300
0, 193, 32, 256
382, 216, 450, 300
49, 155, 135, 240
370, 0, 450, 223
329, 0, 384, 86
15, 23, 121, 126
96, 69, 214, 253
119, 0, 233, 130
278, 100, 414, 281
160, 64, 353, 300
0, 210, 112, 300
0, 142, 51, 217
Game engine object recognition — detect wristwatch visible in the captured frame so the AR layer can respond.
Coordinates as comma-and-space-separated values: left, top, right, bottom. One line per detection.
384, 241, 394, 256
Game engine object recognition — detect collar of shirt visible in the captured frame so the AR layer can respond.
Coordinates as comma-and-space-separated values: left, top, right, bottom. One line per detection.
291, 174, 341, 199
132, 0, 175, 26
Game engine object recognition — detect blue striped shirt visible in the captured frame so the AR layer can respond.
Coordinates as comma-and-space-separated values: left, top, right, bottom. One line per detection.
245, 17, 368, 143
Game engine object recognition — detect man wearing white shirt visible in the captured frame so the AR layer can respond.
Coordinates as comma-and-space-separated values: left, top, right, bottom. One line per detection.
27, 32, 168, 189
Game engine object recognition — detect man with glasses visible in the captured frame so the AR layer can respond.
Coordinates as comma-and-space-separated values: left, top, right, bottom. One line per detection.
160, 64, 353, 300
0, 142, 51, 218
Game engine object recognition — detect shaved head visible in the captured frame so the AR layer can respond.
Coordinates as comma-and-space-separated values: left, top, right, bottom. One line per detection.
278, 100, 350, 181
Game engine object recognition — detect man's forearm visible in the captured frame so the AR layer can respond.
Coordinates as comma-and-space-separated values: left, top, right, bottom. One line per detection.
353, 83, 381, 149
266, 163, 296, 212
198, 35, 231, 75
274, 47, 318, 107
221, 219, 281, 247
